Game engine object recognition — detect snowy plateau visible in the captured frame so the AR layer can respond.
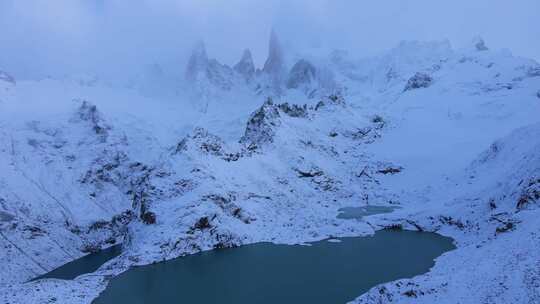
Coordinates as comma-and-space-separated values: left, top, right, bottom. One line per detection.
1, 33, 540, 304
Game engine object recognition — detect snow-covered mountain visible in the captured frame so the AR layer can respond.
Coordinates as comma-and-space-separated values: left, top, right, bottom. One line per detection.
1, 34, 540, 303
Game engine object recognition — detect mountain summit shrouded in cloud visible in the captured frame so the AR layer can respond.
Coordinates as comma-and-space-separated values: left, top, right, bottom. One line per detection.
1, 2, 540, 304
0, 0, 538, 81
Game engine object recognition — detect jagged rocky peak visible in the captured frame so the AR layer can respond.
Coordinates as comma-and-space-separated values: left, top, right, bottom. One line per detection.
184, 40, 235, 91
234, 49, 255, 80
174, 127, 226, 156
72, 100, 111, 139
240, 98, 282, 149
0, 70, 16, 85
286, 59, 317, 90
185, 41, 209, 81
174, 127, 241, 161
262, 29, 285, 78
472, 36, 489, 51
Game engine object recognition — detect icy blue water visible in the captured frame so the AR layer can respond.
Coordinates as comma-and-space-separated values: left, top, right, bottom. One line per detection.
93, 230, 454, 304
337, 205, 401, 219
32, 244, 122, 281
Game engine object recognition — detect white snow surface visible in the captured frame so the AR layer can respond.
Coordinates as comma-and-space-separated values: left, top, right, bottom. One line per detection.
1, 39, 540, 303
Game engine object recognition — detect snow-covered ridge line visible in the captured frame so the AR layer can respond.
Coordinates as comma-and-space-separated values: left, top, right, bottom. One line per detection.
1, 36, 540, 303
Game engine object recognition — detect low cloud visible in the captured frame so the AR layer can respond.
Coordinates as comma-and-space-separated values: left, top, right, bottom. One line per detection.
0, 0, 538, 81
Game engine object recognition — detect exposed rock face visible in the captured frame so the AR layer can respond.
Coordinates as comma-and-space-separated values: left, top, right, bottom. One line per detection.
286, 59, 317, 90
0, 70, 16, 85
314, 94, 346, 111
234, 49, 255, 81
472, 36, 489, 51
237, 97, 312, 150
240, 98, 281, 149
175, 127, 227, 157
141, 211, 156, 225
278, 102, 309, 118
205, 60, 235, 90
185, 41, 209, 82
516, 178, 540, 210
261, 30, 286, 94
72, 100, 112, 142
174, 127, 242, 161
404, 72, 433, 91
185, 41, 234, 90
262, 30, 285, 77
528, 66, 540, 78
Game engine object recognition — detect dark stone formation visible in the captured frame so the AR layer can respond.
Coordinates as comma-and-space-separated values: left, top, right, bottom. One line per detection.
404, 72, 433, 91
0, 70, 16, 85
141, 211, 156, 225
278, 102, 309, 118
286, 59, 317, 90
234, 49, 255, 81
240, 98, 281, 148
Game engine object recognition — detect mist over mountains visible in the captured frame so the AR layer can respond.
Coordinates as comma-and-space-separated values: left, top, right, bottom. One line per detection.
1, 2, 539, 304
1, 0, 538, 82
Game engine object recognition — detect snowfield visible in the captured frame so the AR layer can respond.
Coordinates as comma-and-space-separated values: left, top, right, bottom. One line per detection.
1, 37, 539, 303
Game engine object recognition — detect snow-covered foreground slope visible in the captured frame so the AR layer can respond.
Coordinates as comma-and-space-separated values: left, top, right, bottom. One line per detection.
354, 122, 540, 303
1, 40, 540, 303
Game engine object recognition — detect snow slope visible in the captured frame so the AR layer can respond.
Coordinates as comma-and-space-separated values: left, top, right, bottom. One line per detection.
354, 123, 540, 304
1, 37, 539, 303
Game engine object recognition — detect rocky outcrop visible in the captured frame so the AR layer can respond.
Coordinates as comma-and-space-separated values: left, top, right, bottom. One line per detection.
0, 70, 16, 85
528, 66, 540, 78
185, 41, 235, 91
314, 94, 346, 111
278, 102, 309, 118
205, 60, 235, 90
234, 49, 255, 81
72, 100, 112, 142
404, 72, 433, 91
175, 127, 226, 157
472, 36, 489, 51
185, 41, 209, 82
174, 127, 241, 161
262, 30, 285, 77
240, 98, 281, 149
239, 98, 313, 149
286, 59, 317, 90
260, 30, 286, 94
516, 178, 540, 210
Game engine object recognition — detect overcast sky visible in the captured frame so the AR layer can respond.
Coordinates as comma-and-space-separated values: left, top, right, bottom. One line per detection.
0, 0, 538, 80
